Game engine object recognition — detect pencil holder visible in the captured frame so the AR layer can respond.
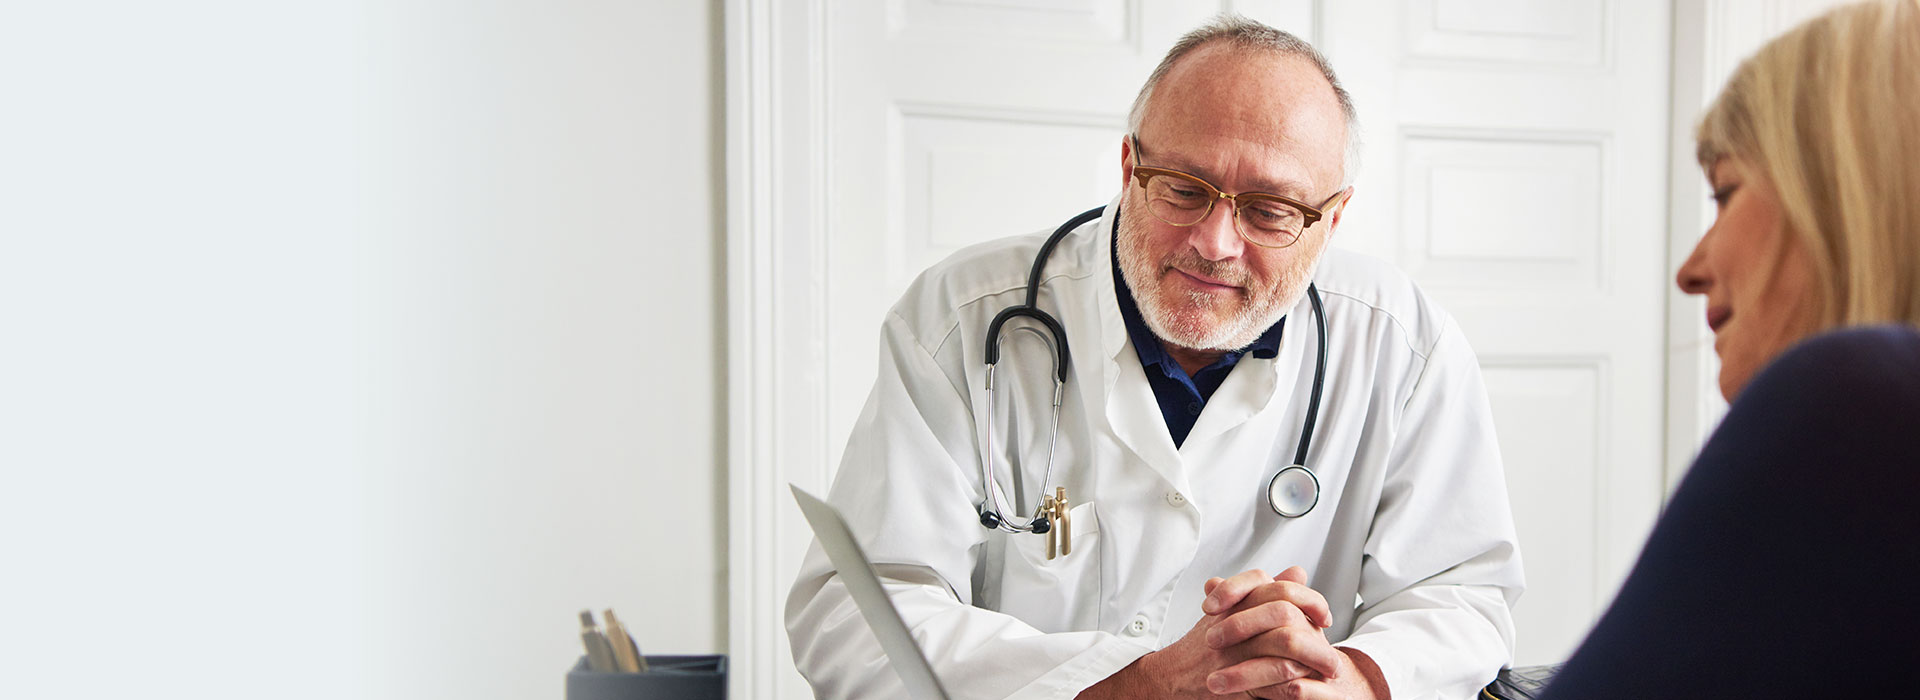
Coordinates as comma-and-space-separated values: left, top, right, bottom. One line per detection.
566, 654, 726, 700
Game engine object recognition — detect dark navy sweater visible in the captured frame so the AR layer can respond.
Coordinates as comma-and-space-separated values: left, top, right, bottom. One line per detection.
1540, 325, 1920, 699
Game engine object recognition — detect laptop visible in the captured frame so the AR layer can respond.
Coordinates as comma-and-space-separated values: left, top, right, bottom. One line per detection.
790, 484, 954, 700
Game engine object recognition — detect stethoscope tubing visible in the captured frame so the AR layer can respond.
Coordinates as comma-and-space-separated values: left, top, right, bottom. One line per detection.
1294, 281, 1328, 467
979, 205, 1330, 531
977, 207, 1099, 533
980, 339, 1066, 534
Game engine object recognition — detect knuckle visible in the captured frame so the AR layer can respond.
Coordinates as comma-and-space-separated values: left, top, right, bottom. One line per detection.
1252, 602, 1292, 630
1249, 582, 1286, 606
1262, 658, 1306, 684
1214, 669, 1241, 689
1274, 602, 1303, 626
1283, 660, 1311, 680
1220, 615, 1249, 639
1282, 581, 1326, 603
1270, 659, 1302, 680
1255, 629, 1300, 658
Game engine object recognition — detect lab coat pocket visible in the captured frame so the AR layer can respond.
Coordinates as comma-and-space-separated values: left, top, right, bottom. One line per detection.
998, 501, 1101, 632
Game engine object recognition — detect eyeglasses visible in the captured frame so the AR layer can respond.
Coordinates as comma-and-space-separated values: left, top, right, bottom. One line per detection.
1128, 135, 1343, 249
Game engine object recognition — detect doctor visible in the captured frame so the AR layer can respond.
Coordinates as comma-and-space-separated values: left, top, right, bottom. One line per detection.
788, 15, 1522, 700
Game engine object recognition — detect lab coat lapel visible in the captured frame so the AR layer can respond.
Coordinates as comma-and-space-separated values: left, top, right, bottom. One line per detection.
1179, 358, 1280, 447
1180, 293, 1303, 446
1106, 347, 1185, 487
1079, 200, 1187, 491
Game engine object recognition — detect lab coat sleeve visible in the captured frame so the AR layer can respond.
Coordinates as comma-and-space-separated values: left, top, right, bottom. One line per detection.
786, 309, 1152, 700
1334, 319, 1525, 700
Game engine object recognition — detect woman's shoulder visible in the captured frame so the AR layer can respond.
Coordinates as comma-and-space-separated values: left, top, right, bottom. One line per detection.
1740, 324, 1920, 410
1706, 324, 1920, 503
1542, 324, 1920, 700
1776, 323, 1920, 360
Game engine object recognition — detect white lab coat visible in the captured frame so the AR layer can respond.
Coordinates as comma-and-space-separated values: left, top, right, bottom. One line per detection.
786, 201, 1524, 700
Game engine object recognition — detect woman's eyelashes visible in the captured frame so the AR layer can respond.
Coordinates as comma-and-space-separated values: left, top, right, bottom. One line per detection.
1711, 183, 1739, 210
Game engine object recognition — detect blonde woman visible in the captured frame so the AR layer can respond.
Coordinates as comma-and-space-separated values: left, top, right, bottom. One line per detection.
1541, 1, 1920, 697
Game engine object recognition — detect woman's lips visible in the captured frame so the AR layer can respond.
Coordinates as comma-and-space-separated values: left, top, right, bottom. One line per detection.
1707, 307, 1732, 332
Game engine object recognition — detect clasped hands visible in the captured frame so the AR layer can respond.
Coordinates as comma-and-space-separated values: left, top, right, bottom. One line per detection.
1083, 566, 1387, 700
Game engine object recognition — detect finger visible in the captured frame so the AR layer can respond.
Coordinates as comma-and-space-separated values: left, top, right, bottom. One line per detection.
1232, 580, 1334, 630
1270, 677, 1341, 700
1204, 577, 1224, 597
1202, 569, 1271, 615
1240, 626, 1344, 679
1206, 600, 1308, 649
1204, 657, 1315, 696
1260, 569, 1329, 628
1272, 566, 1308, 585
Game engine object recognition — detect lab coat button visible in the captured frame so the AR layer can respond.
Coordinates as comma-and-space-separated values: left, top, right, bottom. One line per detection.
1127, 615, 1150, 636
1165, 491, 1187, 508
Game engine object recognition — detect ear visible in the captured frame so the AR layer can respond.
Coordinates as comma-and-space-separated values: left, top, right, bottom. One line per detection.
1119, 136, 1136, 190
1323, 186, 1356, 234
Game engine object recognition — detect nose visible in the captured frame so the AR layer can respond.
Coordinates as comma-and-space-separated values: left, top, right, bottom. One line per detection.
1186, 198, 1246, 262
1675, 232, 1711, 295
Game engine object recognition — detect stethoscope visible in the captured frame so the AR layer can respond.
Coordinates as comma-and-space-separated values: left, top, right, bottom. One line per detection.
976, 205, 1330, 539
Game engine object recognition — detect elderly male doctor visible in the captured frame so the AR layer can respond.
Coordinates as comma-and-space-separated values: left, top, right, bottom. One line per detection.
788, 16, 1522, 700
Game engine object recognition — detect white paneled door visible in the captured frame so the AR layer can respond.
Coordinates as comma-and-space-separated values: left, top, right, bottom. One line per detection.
733, 1, 1673, 696
1320, 1, 1672, 666
823, 2, 1226, 455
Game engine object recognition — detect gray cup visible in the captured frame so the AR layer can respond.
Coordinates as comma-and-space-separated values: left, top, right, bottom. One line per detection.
566, 655, 726, 700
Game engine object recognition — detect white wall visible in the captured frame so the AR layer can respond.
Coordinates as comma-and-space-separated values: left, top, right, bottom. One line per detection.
0, 2, 725, 699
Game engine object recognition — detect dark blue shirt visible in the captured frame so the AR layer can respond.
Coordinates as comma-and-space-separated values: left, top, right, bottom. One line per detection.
1112, 252, 1285, 447
1540, 325, 1920, 700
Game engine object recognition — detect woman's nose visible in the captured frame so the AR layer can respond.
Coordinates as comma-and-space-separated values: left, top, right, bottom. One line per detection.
1675, 235, 1711, 295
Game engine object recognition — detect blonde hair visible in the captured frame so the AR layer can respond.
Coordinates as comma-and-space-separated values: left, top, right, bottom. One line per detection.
1696, 0, 1920, 328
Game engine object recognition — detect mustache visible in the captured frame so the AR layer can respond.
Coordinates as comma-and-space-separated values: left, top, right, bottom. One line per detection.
1162, 252, 1251, 287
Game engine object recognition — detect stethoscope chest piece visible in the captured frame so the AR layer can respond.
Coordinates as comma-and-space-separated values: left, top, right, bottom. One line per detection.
1267, 464, 1319, 518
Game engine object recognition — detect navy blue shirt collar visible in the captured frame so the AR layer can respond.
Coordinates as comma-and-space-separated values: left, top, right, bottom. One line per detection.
1111, 223, 1285, 446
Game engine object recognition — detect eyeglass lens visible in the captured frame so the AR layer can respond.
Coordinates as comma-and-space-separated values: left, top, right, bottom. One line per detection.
1142, 172, 1308, 246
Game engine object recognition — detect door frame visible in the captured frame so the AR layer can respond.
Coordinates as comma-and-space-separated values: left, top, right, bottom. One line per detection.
1666, 0, 1722, 494
1663, 0, 1850, 491
724, 0, 831, 698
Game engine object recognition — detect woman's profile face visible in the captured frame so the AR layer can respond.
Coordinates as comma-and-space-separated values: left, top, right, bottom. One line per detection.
1676, 157, 1821, 400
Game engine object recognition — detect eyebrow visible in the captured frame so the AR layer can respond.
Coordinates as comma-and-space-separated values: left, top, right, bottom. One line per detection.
1704, 158, 1732, 185
1138, 140, 1318, 199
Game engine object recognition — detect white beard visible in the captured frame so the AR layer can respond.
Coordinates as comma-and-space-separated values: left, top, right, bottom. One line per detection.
1114, 195, 1321, 352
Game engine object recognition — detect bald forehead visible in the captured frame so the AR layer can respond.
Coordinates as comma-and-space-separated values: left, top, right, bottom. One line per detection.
1139, 42, 1348, 191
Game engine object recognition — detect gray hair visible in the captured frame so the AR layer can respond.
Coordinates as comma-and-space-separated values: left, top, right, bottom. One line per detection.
1127, 14, 1363, 188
